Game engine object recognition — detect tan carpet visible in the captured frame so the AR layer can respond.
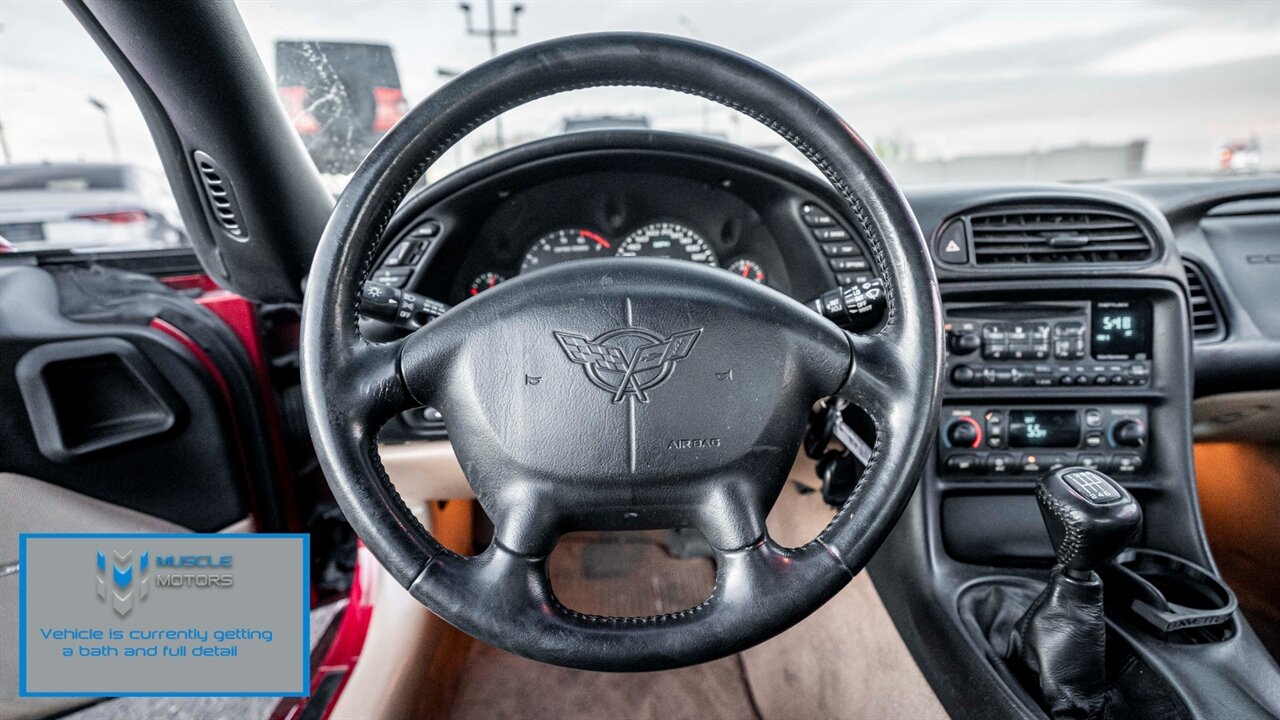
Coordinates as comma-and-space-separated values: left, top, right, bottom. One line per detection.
449, 532, 755, 720
448, 458, 947, 720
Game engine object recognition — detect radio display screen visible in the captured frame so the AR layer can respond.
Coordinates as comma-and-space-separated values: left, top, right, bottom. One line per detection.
1092, 301, 1152, 360
1009, 410, 1080, 448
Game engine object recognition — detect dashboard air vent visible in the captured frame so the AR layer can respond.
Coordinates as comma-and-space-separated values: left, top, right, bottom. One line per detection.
968, 207, 1153, 265
192, 151, 247, 240
1182, 259, 1226, 342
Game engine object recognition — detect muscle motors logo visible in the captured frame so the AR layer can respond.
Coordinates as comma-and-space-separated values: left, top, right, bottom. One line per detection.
555, 326, 701, 403
95, 550, 234, 617
96, 550, 150, 617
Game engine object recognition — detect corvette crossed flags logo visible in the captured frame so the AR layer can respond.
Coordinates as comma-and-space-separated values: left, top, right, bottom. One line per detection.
555, 326, 702, 403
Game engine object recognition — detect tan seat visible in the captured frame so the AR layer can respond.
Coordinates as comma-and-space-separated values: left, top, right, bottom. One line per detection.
0, 474, 186, 720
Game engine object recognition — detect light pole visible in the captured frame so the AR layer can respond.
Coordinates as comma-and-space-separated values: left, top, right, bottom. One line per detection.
0, 23, 10, 164
457, 0, 523, 150
0, 119, 11, 165
88, 97, 120, 161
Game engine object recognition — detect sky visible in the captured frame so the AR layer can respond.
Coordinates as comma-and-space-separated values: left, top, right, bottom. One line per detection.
1, 0, 1278, 182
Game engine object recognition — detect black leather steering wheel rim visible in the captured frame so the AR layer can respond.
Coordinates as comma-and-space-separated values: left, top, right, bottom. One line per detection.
301, 32, 942, 671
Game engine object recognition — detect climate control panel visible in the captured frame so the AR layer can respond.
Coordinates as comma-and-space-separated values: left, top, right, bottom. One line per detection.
938, 404, 1148, 477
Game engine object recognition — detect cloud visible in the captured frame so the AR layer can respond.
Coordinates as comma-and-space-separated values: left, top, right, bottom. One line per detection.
1, 0, 1277, 178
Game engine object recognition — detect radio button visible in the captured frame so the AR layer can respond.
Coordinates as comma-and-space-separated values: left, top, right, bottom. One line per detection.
1053, 321, 1086, 338
986, 454, 1014, 474
1021, 453, 1070, 473
945, 455, 981, 473
1042, 454, 1071, 471
1085, 409, 1103, 427
951, 365, 978, 386
1078, 454, 1106, 470
1112, 454, 1143, 473
982, 324, 1008, 359
1021, 454, 1044, 473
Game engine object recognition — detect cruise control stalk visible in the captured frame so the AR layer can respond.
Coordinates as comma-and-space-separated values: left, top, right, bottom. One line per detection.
807, 278, 886, 332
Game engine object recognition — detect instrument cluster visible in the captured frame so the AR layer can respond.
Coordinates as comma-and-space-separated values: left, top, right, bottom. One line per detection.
466, 220, 768, 298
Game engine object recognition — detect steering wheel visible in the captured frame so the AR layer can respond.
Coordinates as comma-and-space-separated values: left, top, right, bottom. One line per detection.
301, 33, 941, 672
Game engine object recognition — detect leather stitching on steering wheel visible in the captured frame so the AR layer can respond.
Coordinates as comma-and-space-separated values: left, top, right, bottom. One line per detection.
350, 79, 898, 578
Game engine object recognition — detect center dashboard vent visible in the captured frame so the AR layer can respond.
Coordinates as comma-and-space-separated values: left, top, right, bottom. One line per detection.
964, 207, 1154, 265
1182, 259, 1226, 342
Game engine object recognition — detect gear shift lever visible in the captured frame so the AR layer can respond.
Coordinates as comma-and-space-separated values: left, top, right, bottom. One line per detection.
1010, 467, 1142, 719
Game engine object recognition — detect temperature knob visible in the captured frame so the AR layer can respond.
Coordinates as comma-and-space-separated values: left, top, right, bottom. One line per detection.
944, 416, 982, 448
1110, 419, 1147, 448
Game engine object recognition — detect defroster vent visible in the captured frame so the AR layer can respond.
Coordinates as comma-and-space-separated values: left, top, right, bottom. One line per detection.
193, 151, 247, 240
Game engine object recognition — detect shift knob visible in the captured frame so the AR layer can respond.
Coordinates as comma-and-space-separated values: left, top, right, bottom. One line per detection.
1036, 466, 1142, 577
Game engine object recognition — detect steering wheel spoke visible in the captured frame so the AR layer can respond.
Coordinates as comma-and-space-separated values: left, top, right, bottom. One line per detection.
837, 328, 913, 417
327, 338, 417, 429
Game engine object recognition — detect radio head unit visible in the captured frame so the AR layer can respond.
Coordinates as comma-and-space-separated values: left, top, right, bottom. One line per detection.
944, 300, 1152, 389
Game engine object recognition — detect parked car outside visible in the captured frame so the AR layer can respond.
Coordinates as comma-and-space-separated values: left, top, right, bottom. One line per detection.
0, 163, 185, 253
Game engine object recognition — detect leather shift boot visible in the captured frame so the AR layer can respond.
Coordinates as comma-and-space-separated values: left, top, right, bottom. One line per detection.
1009, 568, 1107, 720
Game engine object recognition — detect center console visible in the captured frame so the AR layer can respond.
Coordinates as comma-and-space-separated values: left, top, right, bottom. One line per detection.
869, 261, 1280, 719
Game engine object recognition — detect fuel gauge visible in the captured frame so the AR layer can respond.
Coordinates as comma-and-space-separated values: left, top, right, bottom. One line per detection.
468, 271, 506, 297
727, 258, 766, 284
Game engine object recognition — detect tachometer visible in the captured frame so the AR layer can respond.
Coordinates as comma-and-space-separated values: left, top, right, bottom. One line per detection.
468, 271, 505, 297
617, 222, 717, 266
727, 258, 766, 283
520, 228, 612, 274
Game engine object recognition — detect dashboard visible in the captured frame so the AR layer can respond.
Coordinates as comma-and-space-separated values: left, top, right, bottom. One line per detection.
358, 132, 1279, 720
370, 132, 1279, 456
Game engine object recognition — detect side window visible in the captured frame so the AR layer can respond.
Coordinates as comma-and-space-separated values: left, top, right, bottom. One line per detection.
0, 3, 185, 253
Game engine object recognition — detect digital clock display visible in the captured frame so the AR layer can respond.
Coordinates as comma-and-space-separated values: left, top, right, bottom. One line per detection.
1091, 301, 1152, 360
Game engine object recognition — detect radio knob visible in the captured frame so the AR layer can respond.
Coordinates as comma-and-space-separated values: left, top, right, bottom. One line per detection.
945, 417, 982, 448
951, 365, 977, 385
949, 332, 981, 355
1111, 419, 1147, 448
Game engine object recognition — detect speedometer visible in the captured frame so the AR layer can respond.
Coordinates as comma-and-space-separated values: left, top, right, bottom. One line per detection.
617, 222, 717, 267
520, 228, 612, 274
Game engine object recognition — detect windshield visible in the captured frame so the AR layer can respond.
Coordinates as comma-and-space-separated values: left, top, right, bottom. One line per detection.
1, 1, 1278, 229
235, 0, 1279, 188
